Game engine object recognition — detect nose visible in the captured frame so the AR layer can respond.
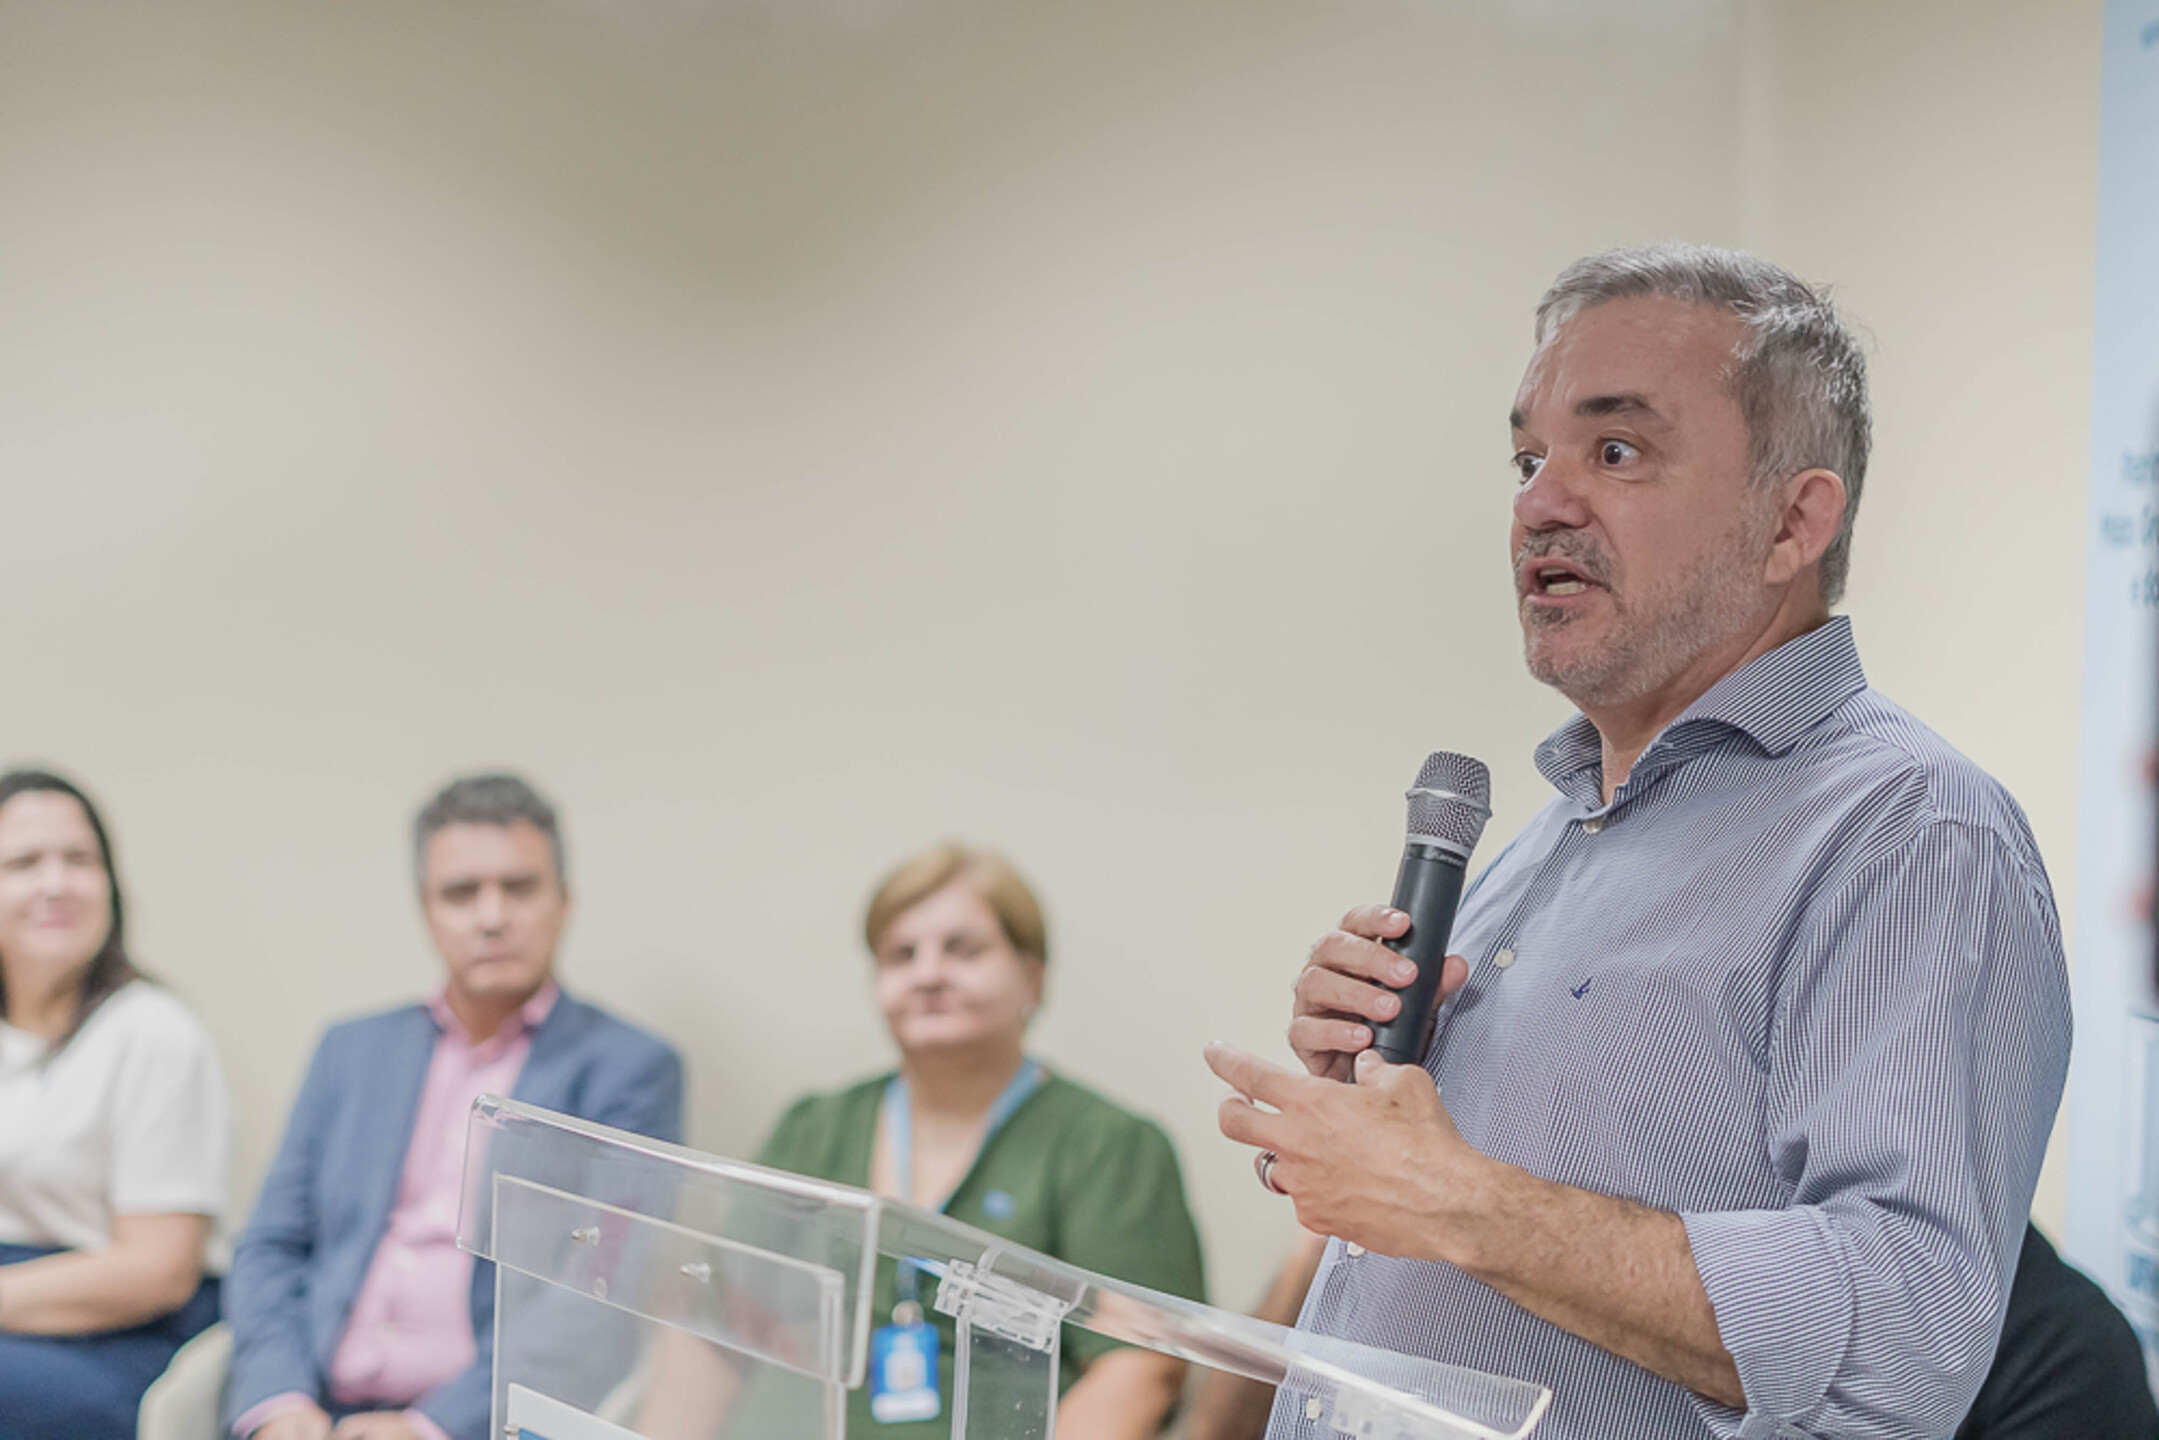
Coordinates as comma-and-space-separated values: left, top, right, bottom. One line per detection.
1513, 453, 1592, 534
32, 855, 70, 898
910, 945, 955, 987
475, 885, 509, 932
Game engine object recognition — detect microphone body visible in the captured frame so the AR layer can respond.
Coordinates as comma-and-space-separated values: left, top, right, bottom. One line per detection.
1363, 752, 1492, 1072
1368, 844, 1471, 1066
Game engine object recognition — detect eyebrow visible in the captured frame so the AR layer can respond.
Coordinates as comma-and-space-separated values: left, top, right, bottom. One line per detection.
437, 870, 545, 889
1511, 392, 1669, 434
1575, 392, 1661, 420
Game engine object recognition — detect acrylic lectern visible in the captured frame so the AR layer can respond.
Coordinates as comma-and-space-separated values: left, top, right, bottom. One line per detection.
457, 1096, 1549, 1440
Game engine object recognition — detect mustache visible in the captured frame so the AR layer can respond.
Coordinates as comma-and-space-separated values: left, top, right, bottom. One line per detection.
1515, 534, 1614, 589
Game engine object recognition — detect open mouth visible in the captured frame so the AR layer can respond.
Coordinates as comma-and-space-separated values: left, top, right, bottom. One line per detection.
1523, 558, 1602, 598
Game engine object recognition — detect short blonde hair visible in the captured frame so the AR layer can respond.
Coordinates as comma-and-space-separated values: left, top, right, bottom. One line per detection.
864, 842, 1048, 964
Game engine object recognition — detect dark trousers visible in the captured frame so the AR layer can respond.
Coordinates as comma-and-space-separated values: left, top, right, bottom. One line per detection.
0, 1241, 223, 1440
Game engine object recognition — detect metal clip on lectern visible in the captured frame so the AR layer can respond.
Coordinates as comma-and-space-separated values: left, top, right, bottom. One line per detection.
456, 1097, 1549, 1440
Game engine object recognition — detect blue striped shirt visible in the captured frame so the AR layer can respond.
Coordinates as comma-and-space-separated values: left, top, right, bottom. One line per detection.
1275, 618, 2073, 1440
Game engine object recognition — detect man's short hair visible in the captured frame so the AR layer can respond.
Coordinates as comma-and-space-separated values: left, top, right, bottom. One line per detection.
412, 772, 566, 891
1534, 243, 1872, 606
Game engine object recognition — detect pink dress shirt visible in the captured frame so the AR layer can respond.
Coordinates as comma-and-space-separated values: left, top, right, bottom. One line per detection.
232, 983, 557, 1440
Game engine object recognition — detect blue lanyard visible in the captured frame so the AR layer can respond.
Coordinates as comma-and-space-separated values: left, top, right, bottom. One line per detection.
885, 1058, 1045, 1312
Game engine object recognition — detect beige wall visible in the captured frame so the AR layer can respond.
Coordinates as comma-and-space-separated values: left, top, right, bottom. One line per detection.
0, 0, 2098, 1306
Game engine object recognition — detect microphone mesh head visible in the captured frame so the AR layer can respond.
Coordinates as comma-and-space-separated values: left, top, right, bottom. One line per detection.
1404, 751, 1492, 857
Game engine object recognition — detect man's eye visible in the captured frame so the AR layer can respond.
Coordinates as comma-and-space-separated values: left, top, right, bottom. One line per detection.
1512, 452, 1544, 485
1599, 439, 1641, 467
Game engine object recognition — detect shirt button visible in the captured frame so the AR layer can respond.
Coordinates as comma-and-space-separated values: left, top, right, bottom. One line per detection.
1305, 1398, 1324, 1422
1582, 815, 1606, 834
1492, 948, 1516, 970
1345, 1243, 1366, 1257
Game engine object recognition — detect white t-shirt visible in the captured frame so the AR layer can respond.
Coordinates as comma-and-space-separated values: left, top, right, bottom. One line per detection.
0, 980, 232, 1268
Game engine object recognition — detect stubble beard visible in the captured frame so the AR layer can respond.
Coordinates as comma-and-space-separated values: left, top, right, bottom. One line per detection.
1522, 515, 1774, 713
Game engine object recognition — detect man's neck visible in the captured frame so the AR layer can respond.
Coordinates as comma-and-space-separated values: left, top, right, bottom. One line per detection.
442, 981, 545, 1045
900, 1045, 1029, 1123
1583, 602, 1830, 802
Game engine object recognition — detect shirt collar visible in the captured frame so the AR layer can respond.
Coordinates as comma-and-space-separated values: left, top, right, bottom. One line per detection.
427, 979, 561, 1048
1534, 615, 1868, 800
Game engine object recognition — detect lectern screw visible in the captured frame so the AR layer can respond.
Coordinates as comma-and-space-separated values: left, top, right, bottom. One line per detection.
571, 1225, 602, 1246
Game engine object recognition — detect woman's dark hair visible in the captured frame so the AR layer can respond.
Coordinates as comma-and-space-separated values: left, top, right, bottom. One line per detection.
0, 769, 140, 1051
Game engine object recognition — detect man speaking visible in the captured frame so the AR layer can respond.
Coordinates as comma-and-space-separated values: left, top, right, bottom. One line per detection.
1205, 245, 2074, 1440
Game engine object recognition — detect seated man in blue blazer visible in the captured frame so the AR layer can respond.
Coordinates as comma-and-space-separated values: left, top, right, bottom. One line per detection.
225, 774, 684, 1440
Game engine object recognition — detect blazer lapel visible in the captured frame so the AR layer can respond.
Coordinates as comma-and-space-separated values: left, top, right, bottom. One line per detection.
463, 992, 586, 1361
507, 990, 588, 1112
351, 1008, 439, 1257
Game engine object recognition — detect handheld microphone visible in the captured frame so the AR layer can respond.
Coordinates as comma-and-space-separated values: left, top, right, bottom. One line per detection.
1365, 752, 1493, 1070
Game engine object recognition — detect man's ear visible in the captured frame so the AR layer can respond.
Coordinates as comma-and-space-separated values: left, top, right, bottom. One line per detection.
1763, 467, 1848, 587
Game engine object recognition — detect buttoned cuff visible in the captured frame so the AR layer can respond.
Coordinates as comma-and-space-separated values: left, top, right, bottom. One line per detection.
405, 1410, 454, 1440
232, 1392, 320, 1437
1682, 1207, 1853, 1435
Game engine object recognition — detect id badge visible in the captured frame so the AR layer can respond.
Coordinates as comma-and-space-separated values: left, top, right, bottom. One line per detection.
869, 1320, 941, 1424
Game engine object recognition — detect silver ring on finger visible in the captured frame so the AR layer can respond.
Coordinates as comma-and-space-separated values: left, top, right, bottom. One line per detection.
1254, 1149, 1288, 1196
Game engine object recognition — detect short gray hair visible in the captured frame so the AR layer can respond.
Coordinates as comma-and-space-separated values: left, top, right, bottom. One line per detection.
1534, 243, 1871, 606
412, 772, 566, 891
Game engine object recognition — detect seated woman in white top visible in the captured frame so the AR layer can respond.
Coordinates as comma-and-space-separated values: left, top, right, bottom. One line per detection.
0, 768, 232, 1440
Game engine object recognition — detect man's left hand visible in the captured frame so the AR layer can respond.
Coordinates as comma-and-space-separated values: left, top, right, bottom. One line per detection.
1204, 1041, 1498, 1266
328, 1414, 425, 1440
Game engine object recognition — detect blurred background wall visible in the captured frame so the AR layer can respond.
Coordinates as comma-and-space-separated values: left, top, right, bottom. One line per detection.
0, 0, 2101, 1307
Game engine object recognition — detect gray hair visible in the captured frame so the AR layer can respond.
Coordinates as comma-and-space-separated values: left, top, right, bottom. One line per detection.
1534, 243, 1871, 606
412, 772, 566, 891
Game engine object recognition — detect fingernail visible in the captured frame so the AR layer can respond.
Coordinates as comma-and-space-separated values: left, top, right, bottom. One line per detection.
1354, 1027, 1371, 1046
1376, 994, 1398, 1017
1394, 960, 1418, 983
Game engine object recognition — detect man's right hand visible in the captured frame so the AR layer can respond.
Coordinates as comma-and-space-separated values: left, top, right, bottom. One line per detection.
1288, 905, 1469, 1081
252, 1404, 333, 1440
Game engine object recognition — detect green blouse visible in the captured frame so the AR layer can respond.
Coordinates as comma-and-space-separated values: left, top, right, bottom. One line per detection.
754, 1068, 1207, 1438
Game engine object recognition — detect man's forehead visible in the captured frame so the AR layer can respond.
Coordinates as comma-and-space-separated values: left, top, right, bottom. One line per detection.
425, 820, 552, 872
1512, 296, 1744, 429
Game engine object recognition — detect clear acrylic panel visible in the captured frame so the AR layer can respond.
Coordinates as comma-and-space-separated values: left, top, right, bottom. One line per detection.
459, 1096, 1551, 1440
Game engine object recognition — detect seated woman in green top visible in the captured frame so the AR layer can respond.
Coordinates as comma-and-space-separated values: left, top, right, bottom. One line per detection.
640, 842, 1206, 1440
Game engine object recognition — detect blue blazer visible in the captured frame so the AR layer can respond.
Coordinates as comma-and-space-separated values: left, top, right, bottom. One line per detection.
223, 992, 683, 1440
